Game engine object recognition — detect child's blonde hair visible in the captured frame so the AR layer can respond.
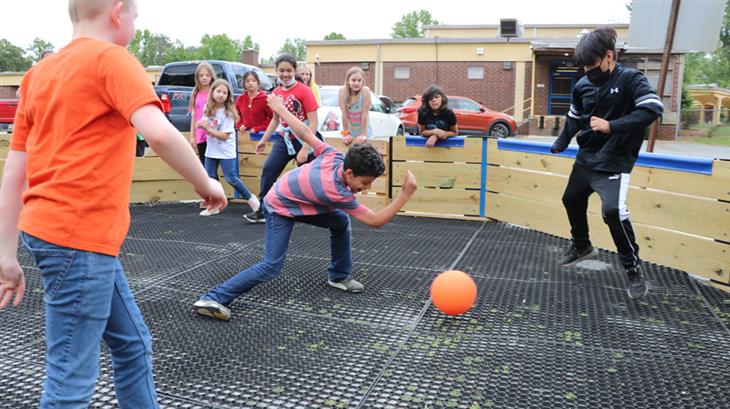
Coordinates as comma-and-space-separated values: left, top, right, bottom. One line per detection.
204, 79, 239, 122
343, 67, 366, 110
189, 62, 217, 112
68, 0, 134, 22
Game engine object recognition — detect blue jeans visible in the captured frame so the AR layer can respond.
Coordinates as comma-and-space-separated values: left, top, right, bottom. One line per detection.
205, 157, 252, 200
21, 233, 158, 409
259, 135, 317, 201
202, 206, 352, 306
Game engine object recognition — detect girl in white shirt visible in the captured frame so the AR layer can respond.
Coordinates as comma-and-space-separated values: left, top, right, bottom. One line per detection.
197, 79, 260, 216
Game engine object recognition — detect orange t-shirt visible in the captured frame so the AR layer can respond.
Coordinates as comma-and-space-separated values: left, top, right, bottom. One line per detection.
10, 37, 162, 256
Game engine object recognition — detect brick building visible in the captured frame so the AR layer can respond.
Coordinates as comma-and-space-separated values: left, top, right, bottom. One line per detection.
306, 23, 682, 139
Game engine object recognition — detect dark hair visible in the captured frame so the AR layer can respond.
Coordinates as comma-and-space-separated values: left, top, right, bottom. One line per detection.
418, 85, 449, 115
242, 70, 259, 85
274, 53, 297, 69
574, 27, 617, 67
344, 143, 386, 178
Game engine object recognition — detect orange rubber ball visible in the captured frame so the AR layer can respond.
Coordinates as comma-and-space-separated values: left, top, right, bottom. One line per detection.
430, 270, 477, 315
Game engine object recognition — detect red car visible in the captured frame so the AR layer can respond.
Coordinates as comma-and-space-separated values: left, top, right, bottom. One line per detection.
0, 99, 19, 133
398, 95, 517, 138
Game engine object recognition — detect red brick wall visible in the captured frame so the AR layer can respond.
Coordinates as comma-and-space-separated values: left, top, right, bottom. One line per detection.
380, 62, 516, 111
670, 55, 681, 113
0, 87, 19, 99
313, 62, 376, 88
524, 62, 533, 118
657, 123, 676, 140
534, 58, 551, 116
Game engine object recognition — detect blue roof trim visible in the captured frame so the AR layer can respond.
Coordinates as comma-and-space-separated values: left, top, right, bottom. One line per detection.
406, 135, 466, 147
496, 139, 714, 175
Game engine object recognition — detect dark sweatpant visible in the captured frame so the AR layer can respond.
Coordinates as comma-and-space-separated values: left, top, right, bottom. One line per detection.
562, 164, 640, 269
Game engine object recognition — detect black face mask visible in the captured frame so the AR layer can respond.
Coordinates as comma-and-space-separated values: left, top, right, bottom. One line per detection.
586, 65, 611, 86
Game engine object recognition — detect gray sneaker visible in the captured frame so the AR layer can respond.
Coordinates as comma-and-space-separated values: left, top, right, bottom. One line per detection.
328, 278, 364, 293
626, 266, 649, 299
193, 299, 231, 321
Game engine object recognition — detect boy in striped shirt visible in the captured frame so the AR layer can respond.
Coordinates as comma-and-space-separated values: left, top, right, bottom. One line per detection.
194, 94, 418, 320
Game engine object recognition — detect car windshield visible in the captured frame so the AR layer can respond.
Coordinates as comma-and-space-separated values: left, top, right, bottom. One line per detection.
319, 87, 387, 113
319, 87, 339, 107
401, 97, 417, 107
231, 65, 274, 92
157, 63, 224, 87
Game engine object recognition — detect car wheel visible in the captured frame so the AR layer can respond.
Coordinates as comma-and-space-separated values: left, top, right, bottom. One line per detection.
396, 125, 405, 136
488, 122, 510, 138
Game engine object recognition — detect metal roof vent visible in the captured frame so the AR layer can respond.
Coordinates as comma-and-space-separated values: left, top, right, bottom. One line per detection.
500, 19, 519, 37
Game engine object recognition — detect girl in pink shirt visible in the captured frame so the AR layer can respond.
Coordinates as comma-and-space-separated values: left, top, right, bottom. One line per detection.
189, 62, 217, 165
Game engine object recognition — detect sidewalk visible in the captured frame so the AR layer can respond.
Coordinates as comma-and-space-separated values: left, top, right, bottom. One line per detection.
518, 135, 730, 159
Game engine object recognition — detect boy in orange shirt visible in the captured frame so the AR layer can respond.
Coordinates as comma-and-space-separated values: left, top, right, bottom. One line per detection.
0, 1, 227, 407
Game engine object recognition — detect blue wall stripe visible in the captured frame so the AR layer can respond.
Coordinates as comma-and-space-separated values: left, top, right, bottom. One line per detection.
480, 137, 487, 217
497, 139, 714, 175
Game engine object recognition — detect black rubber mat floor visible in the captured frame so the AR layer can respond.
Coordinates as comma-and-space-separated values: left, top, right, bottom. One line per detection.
1, 202, 729, 408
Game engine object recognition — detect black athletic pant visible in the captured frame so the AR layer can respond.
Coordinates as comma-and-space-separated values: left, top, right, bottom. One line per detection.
562, 164, 640, 269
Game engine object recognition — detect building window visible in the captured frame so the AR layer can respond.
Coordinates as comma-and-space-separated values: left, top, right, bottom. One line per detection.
394, 67, 410, 79
467, 67, 484, 80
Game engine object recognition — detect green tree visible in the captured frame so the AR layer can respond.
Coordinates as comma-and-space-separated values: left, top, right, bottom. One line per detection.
391, 10, 439, 38
324, 32, 346, 40
166, 41, 199, 63
682, 1, 730, 88
0, 39, 31, 71
198, 33, 242, 61
239, 35, 260, 52
278, 38, 306, 60
128, 29, 175, 66
26, 37, 54, 63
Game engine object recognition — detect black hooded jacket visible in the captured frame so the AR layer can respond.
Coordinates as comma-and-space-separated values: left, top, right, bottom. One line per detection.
551, 63, 664, 173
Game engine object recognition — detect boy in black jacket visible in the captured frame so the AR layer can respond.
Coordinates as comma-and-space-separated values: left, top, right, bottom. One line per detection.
551, 28, 663, 299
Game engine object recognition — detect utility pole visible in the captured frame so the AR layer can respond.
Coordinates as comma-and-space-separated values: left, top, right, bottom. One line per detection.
647, 0, 681, 152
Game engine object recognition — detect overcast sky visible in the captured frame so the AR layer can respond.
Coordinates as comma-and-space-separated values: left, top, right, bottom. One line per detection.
1, 0, 631, 58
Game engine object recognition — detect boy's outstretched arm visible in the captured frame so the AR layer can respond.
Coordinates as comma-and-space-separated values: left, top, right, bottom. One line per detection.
353, 170, 418, 228
267, 95, 320, 148
131, 105, 228, 211
0, 150, 28, 308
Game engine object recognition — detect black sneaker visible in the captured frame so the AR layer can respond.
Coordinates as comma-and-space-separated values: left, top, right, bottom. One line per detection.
244, 208, 265, 224
558, 244, 598, 267
626, 266, 649, 299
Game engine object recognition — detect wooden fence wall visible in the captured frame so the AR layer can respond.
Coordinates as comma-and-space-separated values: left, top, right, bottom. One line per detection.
2, 132, 728, 291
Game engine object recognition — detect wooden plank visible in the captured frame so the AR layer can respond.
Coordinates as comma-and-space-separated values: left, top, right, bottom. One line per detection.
238, 134, 388, 155
488, 139, 730, 200
393, 187, 480, 216
357, 194, 389, 212
130, 180, 197, 203
486, 192, 730, 282
130, 180, 234, 203
0, 133, 10, 160
487, 166, 730, 241
133, 157, 181, 181
392, 161, 481, 189
631, 162, 730, 201
487, 139, 574, 175
392, 136, 482, 163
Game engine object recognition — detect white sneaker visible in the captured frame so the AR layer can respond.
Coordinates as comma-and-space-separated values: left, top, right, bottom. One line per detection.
199, 208, 220, 216
247, 195, 260, 213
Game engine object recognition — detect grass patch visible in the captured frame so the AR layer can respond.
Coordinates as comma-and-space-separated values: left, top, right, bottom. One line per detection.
688, 135, 730, 146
